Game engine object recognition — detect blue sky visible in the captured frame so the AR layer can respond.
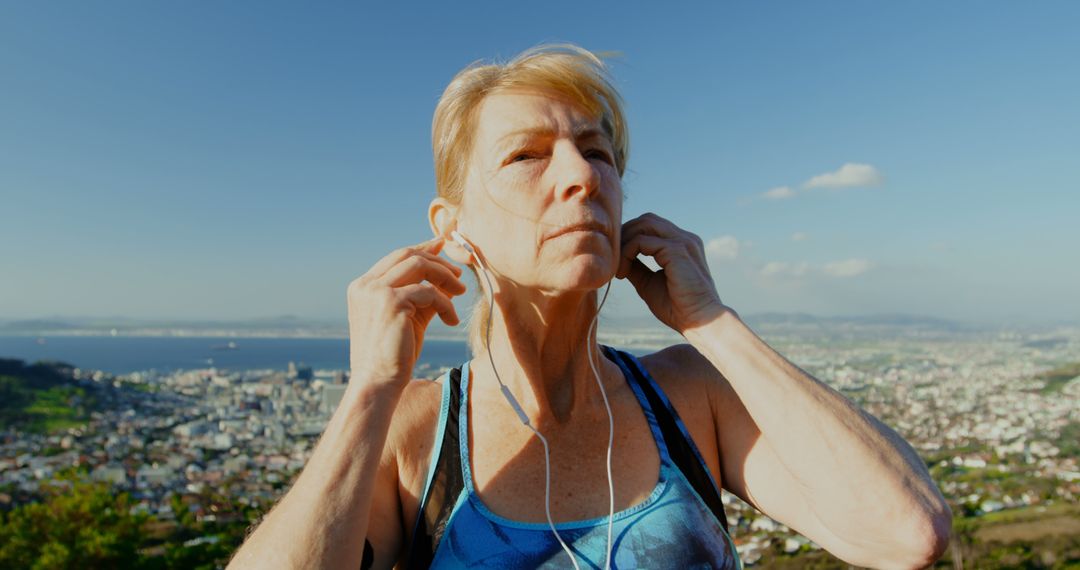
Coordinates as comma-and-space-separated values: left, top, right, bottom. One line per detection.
3, 1, 1078, 326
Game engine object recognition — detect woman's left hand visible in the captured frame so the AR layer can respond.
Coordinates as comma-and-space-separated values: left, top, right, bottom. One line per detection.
616, 212, 729, 335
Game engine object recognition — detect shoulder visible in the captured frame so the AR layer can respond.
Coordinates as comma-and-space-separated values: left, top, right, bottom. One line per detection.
640, 343, 735, 407
635, 344, 724, 468
357, 375, 448, 568
377, 371, 457, 543
638, 343, 724, 396
386, 373, 450, 477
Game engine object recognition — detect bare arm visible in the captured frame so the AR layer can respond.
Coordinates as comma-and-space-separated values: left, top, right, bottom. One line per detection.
227, 380, 404, 569
229, 236, 466, 569
684, 310, 952, 569
616, 211, 951, 568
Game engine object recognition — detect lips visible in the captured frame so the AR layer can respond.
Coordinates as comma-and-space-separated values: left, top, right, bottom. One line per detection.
547, 221, 608, 241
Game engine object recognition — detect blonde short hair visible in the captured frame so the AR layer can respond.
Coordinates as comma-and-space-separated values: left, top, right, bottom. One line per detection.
432, 43, 629, 355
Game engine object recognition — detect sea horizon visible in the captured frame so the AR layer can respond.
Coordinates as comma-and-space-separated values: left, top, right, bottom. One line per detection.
0, 335, 470, 376
0, 334, 659, 377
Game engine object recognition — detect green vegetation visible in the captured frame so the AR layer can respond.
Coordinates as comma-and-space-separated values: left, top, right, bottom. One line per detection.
1034, 361, 1080, 395
924, 443, 982, 467
0, 470, 267, 569
949, 504, 1080, 569
1057, 420, 1080, 459
0, 471, 146, 568
978, 502, 1077, 525
0, 358, 98, 434
769, 505, 1080, 568
24, 385, 93, 433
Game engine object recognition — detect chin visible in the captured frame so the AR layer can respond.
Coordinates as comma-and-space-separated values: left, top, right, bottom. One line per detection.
556, 263, 616, 291
535, 249, 615, 285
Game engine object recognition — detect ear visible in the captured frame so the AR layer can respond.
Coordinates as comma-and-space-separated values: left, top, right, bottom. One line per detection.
429, 196, 473, 265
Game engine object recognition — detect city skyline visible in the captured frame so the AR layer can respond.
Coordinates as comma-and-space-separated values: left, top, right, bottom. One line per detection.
4, 2, 1079, 325
3, 317, 1076, 566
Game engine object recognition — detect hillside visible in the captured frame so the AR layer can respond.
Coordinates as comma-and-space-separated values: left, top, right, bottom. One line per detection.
0, 358, 97, 434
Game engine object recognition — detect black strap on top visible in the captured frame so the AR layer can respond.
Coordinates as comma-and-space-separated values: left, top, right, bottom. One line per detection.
405, 367, 464, 570
609, 346, 730, 533
404, 348, 729, 568
360, 539, 373, 570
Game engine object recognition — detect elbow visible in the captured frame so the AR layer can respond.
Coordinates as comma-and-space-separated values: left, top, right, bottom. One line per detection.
894, 503, 953, 569
852, 499, 953, 569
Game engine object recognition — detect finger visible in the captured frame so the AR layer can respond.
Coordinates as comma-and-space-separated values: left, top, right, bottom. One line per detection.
619, 233, 665, 278
618, 234, 685, 278
622, 219, 706, 270
367, 238, 457, 281
399, 282, 460, 326
621, 213, 689, 245
624, 255, 656, 288
620, 219, 670, 258
641, 212, 684, 235
380, 255, 467, 297
618, 233, 651, 279
372, 249, 463, 290
415, 247, 464, 279
621, 212, 678, 239
619, 216, 647, 243
622, 211, 669, 228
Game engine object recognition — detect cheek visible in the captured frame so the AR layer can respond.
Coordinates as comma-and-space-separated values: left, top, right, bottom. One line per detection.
485, 170, 545, 206
493, 164, 544, 188
603, 180, 623, 215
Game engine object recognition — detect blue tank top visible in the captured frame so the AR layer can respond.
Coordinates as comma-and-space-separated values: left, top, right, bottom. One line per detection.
404, 345, 742, 569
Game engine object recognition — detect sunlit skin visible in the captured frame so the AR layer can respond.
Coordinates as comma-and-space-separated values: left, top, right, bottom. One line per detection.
428, 90, 952, 566
229, 88, 951, 570
431, 89, 633, 424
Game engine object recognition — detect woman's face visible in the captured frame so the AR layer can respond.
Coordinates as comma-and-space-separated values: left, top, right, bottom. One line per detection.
458, 89, 623, 295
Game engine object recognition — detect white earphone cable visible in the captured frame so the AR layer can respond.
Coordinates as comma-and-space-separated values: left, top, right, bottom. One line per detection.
474, 250, 581, 570
588, 281, 615, 570
461, 231, 615, 570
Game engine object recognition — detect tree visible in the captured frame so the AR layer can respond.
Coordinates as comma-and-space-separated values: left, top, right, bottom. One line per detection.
0, 471, 148, 569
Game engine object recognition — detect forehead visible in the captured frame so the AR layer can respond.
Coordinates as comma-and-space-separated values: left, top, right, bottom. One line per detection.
474, 89, 602, 146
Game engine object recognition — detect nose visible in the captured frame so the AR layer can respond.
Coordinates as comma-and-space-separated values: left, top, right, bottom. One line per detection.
551, 140, 601, 202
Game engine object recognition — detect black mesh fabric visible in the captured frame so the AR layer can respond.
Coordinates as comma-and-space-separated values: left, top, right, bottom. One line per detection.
605, 345, 731, 533
405, 367, 463, 570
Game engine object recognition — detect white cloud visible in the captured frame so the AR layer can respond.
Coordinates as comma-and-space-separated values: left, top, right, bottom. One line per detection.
706, 235, 740, 260
760, 261, 810, 278
760, 258, 872, 279
791, 232, 808, 242
762, 186, 796, 200
760, 262, 787, 276
822, 258, 873, 278
803, 163, 884, 189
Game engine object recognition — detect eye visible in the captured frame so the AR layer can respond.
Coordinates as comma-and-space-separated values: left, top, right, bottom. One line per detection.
505, 149, 545, 166
584, 148, 614, 164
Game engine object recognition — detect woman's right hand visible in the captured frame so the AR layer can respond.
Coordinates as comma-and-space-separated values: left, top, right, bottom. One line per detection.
346, 236, 467, 393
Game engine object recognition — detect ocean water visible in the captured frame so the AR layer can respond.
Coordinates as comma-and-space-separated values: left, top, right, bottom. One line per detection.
0, 335, 471, 376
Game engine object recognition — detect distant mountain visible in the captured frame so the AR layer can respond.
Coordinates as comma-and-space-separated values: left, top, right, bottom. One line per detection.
1, 311, 1057, 338
0, 318, 79, 331
744, 312, 969, 330
0, 315, 346, 337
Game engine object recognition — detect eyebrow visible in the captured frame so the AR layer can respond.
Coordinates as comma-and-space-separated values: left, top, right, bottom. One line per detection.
497, 124, 611, 146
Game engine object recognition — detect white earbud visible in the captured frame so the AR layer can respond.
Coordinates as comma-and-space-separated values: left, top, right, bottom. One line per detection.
450, 229, 475, 254
451, 229, 487, 274
448, 225, 615, 570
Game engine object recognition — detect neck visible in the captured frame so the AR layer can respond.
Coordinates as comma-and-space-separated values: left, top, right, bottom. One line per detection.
470, 278, 621, 426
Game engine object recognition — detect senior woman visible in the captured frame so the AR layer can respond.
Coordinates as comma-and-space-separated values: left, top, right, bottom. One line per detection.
230, 44, 951, 569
